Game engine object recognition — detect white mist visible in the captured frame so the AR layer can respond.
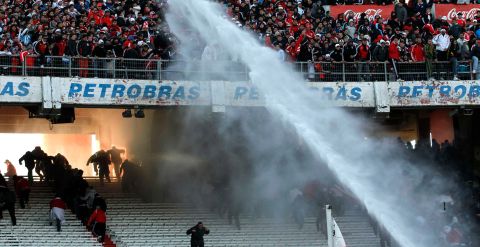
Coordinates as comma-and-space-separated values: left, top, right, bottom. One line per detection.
166, 1, 459, 246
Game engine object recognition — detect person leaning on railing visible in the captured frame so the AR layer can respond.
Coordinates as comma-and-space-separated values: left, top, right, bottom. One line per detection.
424, 37, 436, 81
356, 37, 371, 81
471, 39, 480, 80
448, 38, 461, 81
77, 34, 93, 78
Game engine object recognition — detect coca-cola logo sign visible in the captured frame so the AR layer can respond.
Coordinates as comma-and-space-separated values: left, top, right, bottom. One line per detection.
446, 8, 480, 21
330, 5, 394, 22
344, 9, 384, 21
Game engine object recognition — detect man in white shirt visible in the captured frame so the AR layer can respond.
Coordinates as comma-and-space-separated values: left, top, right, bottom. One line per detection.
432, 28, 450, 61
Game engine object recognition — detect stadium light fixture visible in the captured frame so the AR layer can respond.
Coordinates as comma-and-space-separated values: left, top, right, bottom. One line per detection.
122, 109, 132, 118
134, 109, 145, 118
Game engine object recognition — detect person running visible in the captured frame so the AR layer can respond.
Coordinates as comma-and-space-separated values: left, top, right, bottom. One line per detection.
119, 159, 138, 192
86, 150, 111, 185
19, 151, 36, 184
49, 195, 67, 232
31, 146, 48, 182
187, 222, 210, 247
13, 176, 30, 209
107, 146, 125, 179
88, 205, 107, 243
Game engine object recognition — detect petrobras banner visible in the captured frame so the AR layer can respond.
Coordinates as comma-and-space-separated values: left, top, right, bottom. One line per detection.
2, 76, 480, 108
329, 5, 394, 22
225, 82, 264, 107
225, 81, 375, 107
58, 78, 211, 106
0, 76, 42, 103
309, 82, 375, 107
388, 81, 480, 106
434, 4, 480, 22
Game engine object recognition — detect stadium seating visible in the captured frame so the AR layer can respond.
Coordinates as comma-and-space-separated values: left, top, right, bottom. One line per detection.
0, 180, 102, 247
88, 181, 323, 246
89, 180, 382, 247
0, 178, 385, 246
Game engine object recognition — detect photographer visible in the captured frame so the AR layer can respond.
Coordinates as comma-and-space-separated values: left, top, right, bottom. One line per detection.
186, 222, 210, 247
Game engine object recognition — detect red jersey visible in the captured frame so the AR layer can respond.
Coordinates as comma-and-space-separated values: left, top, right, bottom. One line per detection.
102, 16, 114, 27
88, 209, 107, 225
50, 198, 66, 209
357, 44, 370, 60
411, 44, 425, 62
88, 10, 105, 25
14, 178, 29, 194
388, 42, 400, 60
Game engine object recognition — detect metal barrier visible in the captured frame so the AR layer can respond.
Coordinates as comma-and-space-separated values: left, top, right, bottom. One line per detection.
0, 55, 473, 82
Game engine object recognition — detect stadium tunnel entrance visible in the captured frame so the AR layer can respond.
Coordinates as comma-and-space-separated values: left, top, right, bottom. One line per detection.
0, 106, 479, 185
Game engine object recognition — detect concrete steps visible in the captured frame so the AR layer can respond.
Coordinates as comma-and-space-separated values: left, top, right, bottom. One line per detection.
334, 208, 381, 247
0, 181, 102, 247
90, 181, 326, 247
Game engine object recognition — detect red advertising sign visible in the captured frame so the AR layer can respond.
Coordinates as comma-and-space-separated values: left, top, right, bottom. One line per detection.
328, 5, 394, 22
435, 4, 480, 22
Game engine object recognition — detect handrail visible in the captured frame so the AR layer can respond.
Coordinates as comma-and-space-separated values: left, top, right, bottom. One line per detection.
0, 55, 473, 82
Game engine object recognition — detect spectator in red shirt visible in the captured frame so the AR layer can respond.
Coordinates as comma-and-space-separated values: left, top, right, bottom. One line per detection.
411, 38, 425, 62
101, 10, 114, 27
88, 3, 105, 26
88, 205, 107, 243
389, 37, 401, 80
4, 160, 16, 178
357, 37, 371, 81
49, 195, 67, 232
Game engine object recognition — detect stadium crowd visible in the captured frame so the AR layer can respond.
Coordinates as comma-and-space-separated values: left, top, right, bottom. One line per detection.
0, 0, 480, 80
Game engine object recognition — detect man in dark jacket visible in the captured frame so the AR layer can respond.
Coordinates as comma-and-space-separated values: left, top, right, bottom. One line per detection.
343, 40, 357, 62
119, 159, 140, 192
77, 35, 92, 77
123, 43, 140, 79
373, 40, 389, 62
330, 44, 343, 62
187, 222, 210, 247
31, 146, 48, 182
92, 39, 107, 78
107, 146, 125, 179
86, 150, 111, 185
19, 151, 36, 184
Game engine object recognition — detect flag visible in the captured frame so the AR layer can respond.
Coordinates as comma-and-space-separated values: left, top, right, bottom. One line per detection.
333, 218, 347, 247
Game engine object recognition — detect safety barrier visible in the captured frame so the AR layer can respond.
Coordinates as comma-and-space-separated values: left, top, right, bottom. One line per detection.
0, 55, 473, 82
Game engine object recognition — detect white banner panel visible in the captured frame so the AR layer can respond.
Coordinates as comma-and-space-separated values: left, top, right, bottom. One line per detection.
0, 77, 42, 103
59, 78, 211, 106
225, 81, 375, 107
388, 81, 480, 106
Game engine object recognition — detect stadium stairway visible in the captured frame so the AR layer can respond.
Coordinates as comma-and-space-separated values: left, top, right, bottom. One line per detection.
334, 207, 381, 247
0, 180, 103, 247
89, 180, 327, 247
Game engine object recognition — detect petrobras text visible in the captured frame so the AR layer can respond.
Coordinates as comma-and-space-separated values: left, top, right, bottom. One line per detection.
0, 77, 42, 103
389, 81, 480, 106
59, 78, 211, 106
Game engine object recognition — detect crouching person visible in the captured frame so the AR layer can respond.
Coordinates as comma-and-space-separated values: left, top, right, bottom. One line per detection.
13, 176, 30, 209
49, 195, 66, 232
0, 185, 16, 226
88, 205, 107, 243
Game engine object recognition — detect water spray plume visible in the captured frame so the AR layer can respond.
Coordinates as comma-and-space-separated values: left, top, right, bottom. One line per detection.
167, 1, 470, 246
